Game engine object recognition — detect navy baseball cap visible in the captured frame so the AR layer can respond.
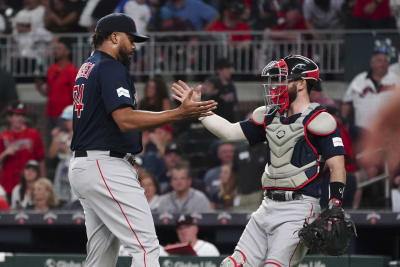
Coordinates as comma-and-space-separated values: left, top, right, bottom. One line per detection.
95, 13, 149, 43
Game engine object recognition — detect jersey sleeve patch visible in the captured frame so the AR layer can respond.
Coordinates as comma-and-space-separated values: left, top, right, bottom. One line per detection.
116, 87, 130, 98
332, 137, 344, 147
250, 106, 267, 125
307, 112, 337, 135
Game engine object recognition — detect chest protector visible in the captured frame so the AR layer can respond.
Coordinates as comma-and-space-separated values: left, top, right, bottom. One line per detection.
262, 103, 321, 190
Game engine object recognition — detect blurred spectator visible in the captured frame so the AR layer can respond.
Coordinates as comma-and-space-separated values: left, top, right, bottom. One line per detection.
17, 0, 45, 30
152, 142, 184, 193
233, 140, 264, 212
341, 50, 399, 142
11, 1, 52, 76
161, 0, 218, 31
158, 165, 213, 214
0, 68, 18, 118
48, 105, 73, 205
147, 0, 164, 31
351, 0, 396, 29
309, 82, 338, 108
117, 0, 151, 49
44, 0, 80, 33
78, 0, 100, 30
210, 163, 237, 210
390, 0, 400, 28
391, 174, 400, 211
0, 0, 16, 34
27, 177, 59, 211
204, 142, 235, 198
208, 1, 251, 49
164, 214, 220, 256
303, 0, 345, 31
139, 76, 172, 112
78, 0, 120, 31
148, 125, 174, 156
0, 102, 45, 197
201, 76, 219, 101
0, 183, 10, 210
206, 58, 238, 122
140, 170, 161, 212
35, 37, 77, 136
11, 160, 40, 209
249, 0, 280, 30
268, 1, 312, 40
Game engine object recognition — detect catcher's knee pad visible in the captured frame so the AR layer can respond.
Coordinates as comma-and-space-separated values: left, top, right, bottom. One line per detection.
220, 251, 249, 267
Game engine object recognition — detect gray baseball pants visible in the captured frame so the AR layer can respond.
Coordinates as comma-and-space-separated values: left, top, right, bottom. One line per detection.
69, 151, 160, 267
235, 195, 320, 267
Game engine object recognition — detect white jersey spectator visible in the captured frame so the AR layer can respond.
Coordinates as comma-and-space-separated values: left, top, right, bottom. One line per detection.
342, 51, 400, 130
343, 70, 399, 129
12, 8, 52, 60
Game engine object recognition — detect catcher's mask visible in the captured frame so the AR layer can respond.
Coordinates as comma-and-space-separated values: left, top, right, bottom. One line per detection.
262, 55, 320, 115
261, 59, 290, 115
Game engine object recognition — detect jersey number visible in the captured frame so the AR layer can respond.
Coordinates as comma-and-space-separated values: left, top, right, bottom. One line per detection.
73, 84, 85, 118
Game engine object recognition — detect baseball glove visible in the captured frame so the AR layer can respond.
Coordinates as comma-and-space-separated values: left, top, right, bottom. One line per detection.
298, 205, 357, 256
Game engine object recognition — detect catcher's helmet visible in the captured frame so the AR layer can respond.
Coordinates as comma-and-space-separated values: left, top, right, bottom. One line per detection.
261, 55, 320, 114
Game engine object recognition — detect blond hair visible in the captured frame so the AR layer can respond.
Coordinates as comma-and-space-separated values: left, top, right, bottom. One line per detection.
34, 178, 59, 208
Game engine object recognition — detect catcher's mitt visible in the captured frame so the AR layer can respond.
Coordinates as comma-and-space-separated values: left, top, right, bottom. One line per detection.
298, 205, 357, 256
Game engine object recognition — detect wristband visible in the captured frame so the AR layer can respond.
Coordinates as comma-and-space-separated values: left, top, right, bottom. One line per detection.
329, 182, 345, 202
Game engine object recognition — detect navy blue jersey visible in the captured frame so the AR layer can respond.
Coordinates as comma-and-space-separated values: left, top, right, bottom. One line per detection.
239, 107, 345, 198
71, 50, 142, 154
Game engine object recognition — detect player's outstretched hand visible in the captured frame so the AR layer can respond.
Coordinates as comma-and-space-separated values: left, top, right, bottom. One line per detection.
171, 80, 202, 102
177, 88, 217, 119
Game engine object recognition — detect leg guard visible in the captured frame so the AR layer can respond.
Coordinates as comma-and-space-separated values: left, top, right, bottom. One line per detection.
220, 251, 251, 267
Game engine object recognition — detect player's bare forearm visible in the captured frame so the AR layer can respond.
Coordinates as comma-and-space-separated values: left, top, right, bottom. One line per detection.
326, 155, 346, 184
112, 103, 216, 132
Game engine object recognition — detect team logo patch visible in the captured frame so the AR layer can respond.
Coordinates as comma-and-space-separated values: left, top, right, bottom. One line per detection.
116, 87, 130, 98
276, 130, 285, 139
332, 137, 343, 147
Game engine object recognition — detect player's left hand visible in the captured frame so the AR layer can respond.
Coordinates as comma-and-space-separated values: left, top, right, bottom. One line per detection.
171, 80, 202, 102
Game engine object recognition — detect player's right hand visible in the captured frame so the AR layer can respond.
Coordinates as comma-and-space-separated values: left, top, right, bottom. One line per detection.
177, 89, 217, 119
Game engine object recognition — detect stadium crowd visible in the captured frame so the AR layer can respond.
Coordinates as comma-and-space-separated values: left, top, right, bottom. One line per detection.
0, 0, 399, 235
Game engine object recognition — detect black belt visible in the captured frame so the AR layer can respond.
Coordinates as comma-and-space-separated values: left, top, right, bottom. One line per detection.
264, 190, 303, 201
74, 150, 136, 165
74, 150, 127, 158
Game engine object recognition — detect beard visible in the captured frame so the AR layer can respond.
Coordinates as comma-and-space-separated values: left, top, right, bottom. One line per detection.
288, 83, 298, 103
117, 46, 132, 67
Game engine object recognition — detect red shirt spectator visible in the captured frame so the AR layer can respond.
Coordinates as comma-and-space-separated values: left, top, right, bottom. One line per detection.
36, 38, 78, 119
0, 103, 45, 194
208, 21, 251, 42
269, 1, 310, 40
353, 0, 391, 19
208, 1, 251, 48
46, 61, 77, 118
